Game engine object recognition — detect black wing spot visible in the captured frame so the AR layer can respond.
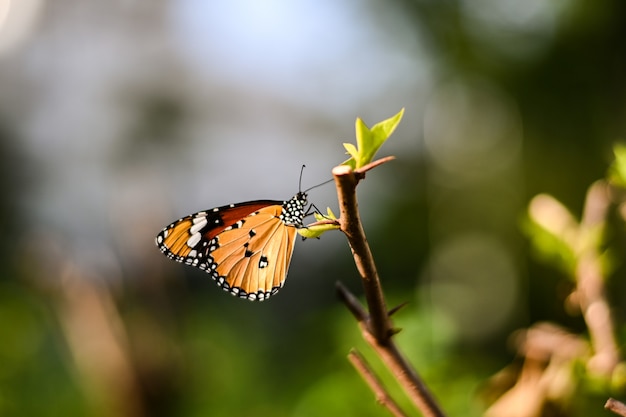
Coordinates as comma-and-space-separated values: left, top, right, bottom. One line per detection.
258, 255, 269, 269
245, 249, 253, 258
249, 230, 256, 238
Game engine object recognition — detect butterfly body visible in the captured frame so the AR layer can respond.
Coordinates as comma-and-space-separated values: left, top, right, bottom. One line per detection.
156, 192, 307, 301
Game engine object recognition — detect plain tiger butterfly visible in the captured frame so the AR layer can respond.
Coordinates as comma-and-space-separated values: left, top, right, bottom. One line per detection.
155, 190, 309, 301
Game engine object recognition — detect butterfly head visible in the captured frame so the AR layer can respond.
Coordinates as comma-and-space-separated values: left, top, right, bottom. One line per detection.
280, 192, 308, 228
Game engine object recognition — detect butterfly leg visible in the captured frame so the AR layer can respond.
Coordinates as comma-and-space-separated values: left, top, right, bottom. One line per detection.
304, 203, 323, 219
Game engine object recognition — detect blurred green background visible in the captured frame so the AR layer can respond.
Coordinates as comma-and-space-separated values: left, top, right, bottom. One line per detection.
1, 0, 625, 416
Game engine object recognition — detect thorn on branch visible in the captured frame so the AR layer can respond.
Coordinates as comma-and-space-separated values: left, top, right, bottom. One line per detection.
390, 328, 403, 336
388, 302, 409, 317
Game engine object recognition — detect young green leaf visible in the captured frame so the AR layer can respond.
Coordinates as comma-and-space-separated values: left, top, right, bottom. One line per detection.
522, 214, 577, 278
298, 208, 340, 239
343, 108, 404, 169
343, 143, 359, 169
524, 194, 580, 278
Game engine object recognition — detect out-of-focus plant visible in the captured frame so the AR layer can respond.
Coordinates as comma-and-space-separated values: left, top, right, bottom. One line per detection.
485, 144, 626, 417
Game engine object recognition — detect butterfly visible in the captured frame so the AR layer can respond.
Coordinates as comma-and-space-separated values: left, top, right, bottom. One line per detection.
155, 191, 308, 301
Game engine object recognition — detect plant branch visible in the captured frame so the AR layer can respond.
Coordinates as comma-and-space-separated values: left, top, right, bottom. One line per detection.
606, 398, 626, 417
529, 181, 620, 377
333, 162, 392, 340
355, 156, 397, 176
348, 349, 409, 417
336, 254, 446, 417
333, 156, 446, 416
577, 180, 620, 375
336, 281, 368, 321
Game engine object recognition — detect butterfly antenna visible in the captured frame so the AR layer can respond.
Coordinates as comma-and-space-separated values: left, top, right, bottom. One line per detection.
299, 165, 306, 193
303, 178, 334, 193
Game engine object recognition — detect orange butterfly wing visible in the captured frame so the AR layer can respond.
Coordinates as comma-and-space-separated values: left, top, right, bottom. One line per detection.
155, 193, 307, 301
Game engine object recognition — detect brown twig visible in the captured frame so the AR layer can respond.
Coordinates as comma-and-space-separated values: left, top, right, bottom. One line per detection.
355, 156, 397, 176
605, 398, 626, 417
577, 181, 620, 376
56, 264, 145, 417
333, 163, 392, 341
336, 281, 368, 321
337, 283, 447, 417
348, 349, 409, 417
528, 181, 620, 377
333, 158, 447, 417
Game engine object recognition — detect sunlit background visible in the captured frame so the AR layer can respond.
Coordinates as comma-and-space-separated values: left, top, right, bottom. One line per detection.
0, 0, 625, 416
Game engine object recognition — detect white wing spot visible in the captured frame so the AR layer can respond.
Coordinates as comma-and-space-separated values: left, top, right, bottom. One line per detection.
187, 233, 201, 248
190, 218, 208, 234
192, 215, 206, 224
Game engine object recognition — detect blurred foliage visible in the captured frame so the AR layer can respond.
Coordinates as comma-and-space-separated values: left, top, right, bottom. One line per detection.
608, 144, 626, 189
1, 0, 626, 416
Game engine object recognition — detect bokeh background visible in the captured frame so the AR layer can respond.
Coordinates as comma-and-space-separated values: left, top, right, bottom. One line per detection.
1, 0, 625, 416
